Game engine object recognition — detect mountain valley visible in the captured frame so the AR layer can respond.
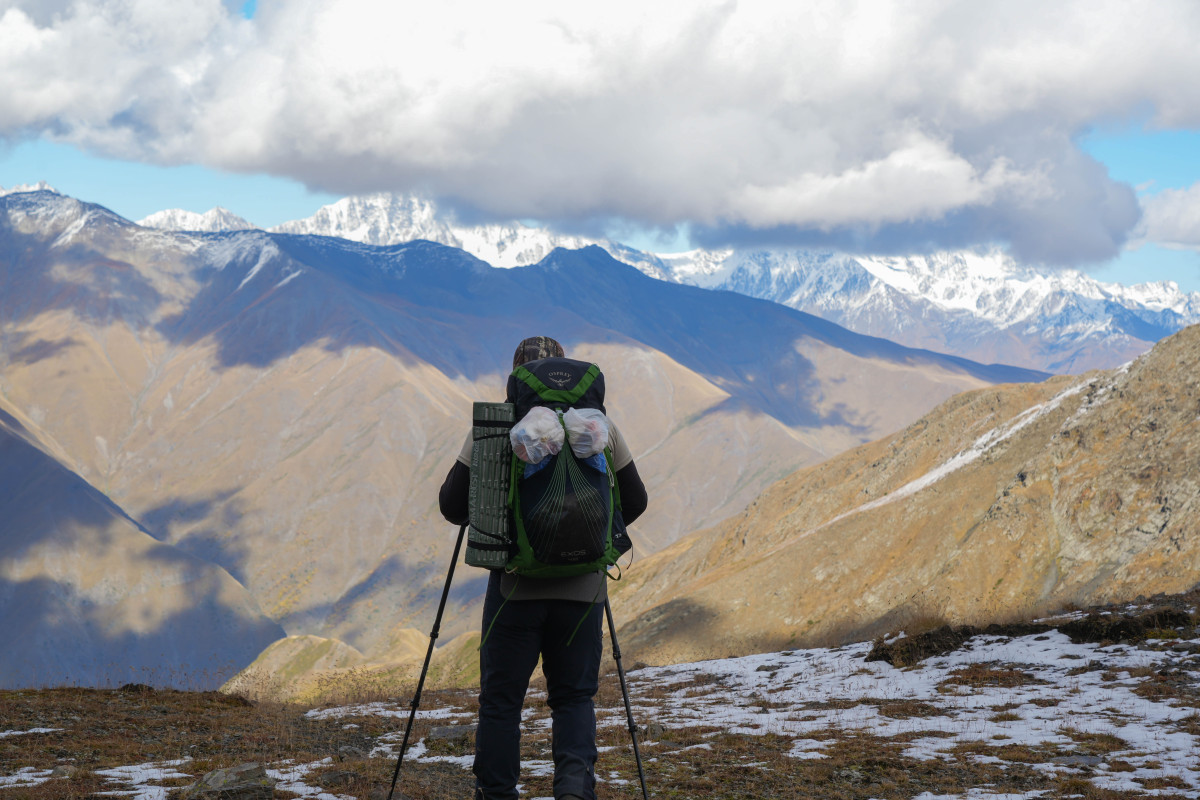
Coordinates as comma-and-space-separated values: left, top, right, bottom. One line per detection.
0, 188, 1042, 688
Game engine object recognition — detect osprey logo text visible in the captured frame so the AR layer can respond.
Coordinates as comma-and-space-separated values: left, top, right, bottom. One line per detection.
547, 370, 573, 388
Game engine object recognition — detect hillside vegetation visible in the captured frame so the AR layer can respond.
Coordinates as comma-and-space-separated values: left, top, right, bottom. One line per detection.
614, 323, 1200, 666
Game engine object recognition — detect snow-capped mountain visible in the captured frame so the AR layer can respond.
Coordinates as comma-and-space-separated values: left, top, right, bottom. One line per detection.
646, 248, 1200, 373
0, 180, 57, 196
138, 190, 1200, 372
138, 206, 257, 232
267, 192, 599, 267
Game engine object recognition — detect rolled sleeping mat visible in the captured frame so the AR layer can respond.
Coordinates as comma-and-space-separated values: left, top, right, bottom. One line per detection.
466, 401, 515, 568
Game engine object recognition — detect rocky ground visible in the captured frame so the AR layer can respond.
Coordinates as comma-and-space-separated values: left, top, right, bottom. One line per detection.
3, 591, 1199, 799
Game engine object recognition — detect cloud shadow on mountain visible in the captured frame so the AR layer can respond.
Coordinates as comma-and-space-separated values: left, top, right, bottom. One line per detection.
0, 405, 29, 436
149, 234, 518, 375
148, 234, 1049, 433
688, 395, 875, 440
148, 234, 900, 429
0, 411, 149, 561
0, 419, 283, 690
0, 573, 282, 690
6, 332, 81, 365
290, 545, 490, 655
0, 215, 165, 334
140, 491, 251, 583
619, 597, 720, 664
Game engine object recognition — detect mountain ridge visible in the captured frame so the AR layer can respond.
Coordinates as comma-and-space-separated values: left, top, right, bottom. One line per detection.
134, 189, 1199, 372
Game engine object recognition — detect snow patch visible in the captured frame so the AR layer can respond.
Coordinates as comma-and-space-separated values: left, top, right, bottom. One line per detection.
0, 767, 52, 788
266, 759, 351, 800
0, 727, 61, 738
807, 378, 1089, 534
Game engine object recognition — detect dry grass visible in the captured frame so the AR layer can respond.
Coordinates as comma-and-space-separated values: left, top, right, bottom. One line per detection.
2, 674, 1196, 800
936, 663, 1048, 691
0, 685, 476, 800
6, 592, 1200, 799
1061, 728, 1128, 755
872, 699, 942, 719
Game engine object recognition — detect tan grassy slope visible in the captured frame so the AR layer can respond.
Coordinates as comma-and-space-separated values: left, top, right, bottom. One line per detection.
613, 324, 1200, 666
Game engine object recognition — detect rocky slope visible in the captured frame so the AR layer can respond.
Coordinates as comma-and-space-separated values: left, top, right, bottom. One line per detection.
612, 323, 1200, 666
0, 189, 1042, 681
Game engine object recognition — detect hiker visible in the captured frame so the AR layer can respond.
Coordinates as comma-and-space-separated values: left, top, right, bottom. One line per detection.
439, 335, 648, 800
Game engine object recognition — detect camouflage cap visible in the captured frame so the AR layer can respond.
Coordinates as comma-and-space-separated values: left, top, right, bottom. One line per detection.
512, 336, 565, 368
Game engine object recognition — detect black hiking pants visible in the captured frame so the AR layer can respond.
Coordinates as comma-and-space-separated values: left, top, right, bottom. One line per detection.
474, 573, 602, 800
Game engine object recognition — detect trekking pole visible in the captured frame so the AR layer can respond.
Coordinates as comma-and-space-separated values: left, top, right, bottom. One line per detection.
385, 522, 467, 800
604, 598, 650, 800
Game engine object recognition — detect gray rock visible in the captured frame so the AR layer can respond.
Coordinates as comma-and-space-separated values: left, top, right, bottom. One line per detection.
644, 721, 666, 740
337, 744, 368, 760
835, 766, 865, 783
181, 762, 275, 799
320, 769, 361, 787
428, 724, 477, 743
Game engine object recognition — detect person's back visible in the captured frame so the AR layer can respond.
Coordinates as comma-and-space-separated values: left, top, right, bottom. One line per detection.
439, 335, 648, 800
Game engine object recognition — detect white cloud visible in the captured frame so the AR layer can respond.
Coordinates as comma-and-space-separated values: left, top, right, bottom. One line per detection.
2, 0, 1198, 262
730, 135, 1024, 230
1138, 183, 1200, 248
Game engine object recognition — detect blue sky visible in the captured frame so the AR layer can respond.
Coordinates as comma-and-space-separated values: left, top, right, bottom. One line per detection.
2, 1, 1199, 291
0, 138, 339, 228
1078, 127, 1200, 291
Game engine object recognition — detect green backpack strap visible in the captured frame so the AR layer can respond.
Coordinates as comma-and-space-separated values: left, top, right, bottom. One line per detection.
512, 363, 601, 405
605, 445, 622, 510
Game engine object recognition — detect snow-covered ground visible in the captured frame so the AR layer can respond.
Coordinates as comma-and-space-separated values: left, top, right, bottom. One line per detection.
359, 622, 1199, 799
5, 620, 1198, 798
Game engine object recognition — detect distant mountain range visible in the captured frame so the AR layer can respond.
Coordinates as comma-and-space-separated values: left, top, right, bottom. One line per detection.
1, 188, 1040, 687
136, 192, 1200, 373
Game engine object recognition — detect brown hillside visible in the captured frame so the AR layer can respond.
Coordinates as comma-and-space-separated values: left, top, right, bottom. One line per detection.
613, 324, 1200, 665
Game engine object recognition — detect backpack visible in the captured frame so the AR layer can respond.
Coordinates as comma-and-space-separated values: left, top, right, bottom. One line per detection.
502, 357, 630, 578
